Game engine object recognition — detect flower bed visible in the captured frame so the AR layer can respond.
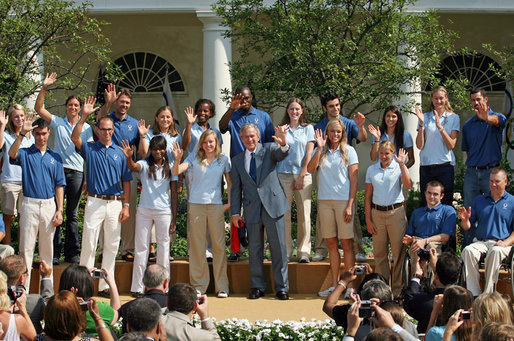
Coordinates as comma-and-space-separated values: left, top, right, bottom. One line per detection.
214, 318, 345, 340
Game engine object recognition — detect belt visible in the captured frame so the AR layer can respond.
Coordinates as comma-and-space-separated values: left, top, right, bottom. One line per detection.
64, 168, 82, 174
421, 162, 451, 168
477, 238, 499, 242
88, 193, 123, 201
372, 202, 404, 211
469, 163, 499, 171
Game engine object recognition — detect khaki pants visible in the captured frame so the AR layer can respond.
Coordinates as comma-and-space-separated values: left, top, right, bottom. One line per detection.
120, 172, 138, 255
371, 206, 407, 296
278, 173, 312, 259
19, 197, 56, 291
188, 203, 229, 294
462, 239, 512, 296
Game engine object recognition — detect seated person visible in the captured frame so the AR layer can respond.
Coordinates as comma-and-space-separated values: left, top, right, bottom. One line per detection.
459, 168, 514, 297
161, 283, 220, 341
403, 180, 456, 276
403, 251, 461, 333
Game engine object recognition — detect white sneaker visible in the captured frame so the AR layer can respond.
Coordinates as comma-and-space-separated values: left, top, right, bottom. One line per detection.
312, 253, 325, 262
318, 286, 335, 297
217, 291, 228, 298
355, 252, 367, 263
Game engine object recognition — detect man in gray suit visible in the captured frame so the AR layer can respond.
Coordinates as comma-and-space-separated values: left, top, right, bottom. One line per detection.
231, 123, 290, 300
0, 255, 54, 333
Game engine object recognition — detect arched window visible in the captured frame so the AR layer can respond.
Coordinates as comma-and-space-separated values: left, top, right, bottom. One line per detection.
429, 53, 505, 92
112, 52, 185, 93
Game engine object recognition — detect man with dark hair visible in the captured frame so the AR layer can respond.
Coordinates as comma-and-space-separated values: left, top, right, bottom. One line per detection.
8, 117, 65, 291
0, 255, 54, 333
162, 283, 220, 340
126, 298, 166, 341
461, 87, 507, 246
460, 168, 514, 297
312, 92, 367, 263
403, 180, 456, 275
404, 251, 461, 333
119, 264, 169, 333
72, 97, 132, 296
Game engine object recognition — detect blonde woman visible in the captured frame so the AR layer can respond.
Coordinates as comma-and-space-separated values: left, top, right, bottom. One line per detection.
365, 140, 412, 296
0, 271, 37, 340
0, 105, 34, 244
307, 119, 358, 297
416, 86, 459, 206
172, 130, 231, 298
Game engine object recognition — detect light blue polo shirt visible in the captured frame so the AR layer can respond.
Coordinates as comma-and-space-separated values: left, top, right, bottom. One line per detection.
277, 124, 315, 174
316, 145, 358, 201
51, 115, 93, 171
137, 160, 172, 211
471, 191, 514, 241
1, 132, 34, 182
10, 145, 66, 199
109, 112, 140, 147
370, 130, 413, 150
406, 203, 456, 238
145, 129, 182, 165
365, 160, 405, 206
182, 123, 222, 154
419, 111, 460, 166
185, 153, 230, 204
78, 141, 132, 196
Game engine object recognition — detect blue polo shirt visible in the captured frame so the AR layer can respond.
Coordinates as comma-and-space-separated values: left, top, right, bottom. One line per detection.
277, 124, 315, 174
406, 203, 456, 238
109, 112, 140, 147
316, 145, 358, 201
419, 111, 460, 166
220, 107, 274, 158
461, 110, 506, 167
314, 115, 360, 146
182, 123, 223, 154
10, 145, 66, 199
51, 115, 93, 171
78, 141, 132, 196
365, 160, 405, 206
470, 191, 514, 241
185, 153, 230, 204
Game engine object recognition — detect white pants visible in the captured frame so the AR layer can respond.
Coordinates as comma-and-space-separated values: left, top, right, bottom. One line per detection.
19, 197, 56, 292
131, 207, 171, 293
80, 197, 122, 291
462, 239, 512, 296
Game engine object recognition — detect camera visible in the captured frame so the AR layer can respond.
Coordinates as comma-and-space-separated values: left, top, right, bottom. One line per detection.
7, 285, 24, 304
460, 311, 472, 321
359, 300, 375, 318
79, 300, 90, 311
355, 265, 365, 275
92, 269, 104, 279
417, 248, 430, 261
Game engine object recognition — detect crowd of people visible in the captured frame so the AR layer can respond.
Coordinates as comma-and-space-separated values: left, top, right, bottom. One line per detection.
0, 71, 512, 340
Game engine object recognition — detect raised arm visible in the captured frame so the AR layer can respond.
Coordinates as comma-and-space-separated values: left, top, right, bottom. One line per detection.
171, 142, 189, 176
8, 115, 36, 160
119, 140, 142, 172
181, 106, 197, 150
475, 100, 500, 127
219, 93, 244, 131
415, 107, 425, 150
72, 96, 99, 150
96, 83, 119, 121
0, 110, 8, 150
395, 148, 412, 189
307, 129, 325, 174
368, 124, 381, 161
137, 119, 150, 158
354, 112, 367, 142
34, 72, 57, 123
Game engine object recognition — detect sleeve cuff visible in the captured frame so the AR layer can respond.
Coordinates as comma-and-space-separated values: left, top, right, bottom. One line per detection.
391, 323, 404, 334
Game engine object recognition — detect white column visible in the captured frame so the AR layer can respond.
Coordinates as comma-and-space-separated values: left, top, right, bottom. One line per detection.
196, 10, 232, 155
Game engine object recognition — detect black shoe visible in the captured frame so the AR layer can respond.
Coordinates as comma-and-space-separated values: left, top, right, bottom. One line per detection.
98, 289, 110, 298
65, 256, 80, 264
206, 257, 213, 262
131, 292, 144, 298
121, 253, 134, 262
248, 288, 265, 299
53, 258, 60, 265
228, 253, 239, 262
276, 291, 289, 300
148, 252, 156, 262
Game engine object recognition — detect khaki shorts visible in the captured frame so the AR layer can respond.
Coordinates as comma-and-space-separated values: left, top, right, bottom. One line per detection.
1, 181, 23, 215
319, 200, 354, 240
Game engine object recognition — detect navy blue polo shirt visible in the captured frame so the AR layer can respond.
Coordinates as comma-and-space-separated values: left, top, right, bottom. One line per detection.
78, 141, 132, 196
314, 114, 360, 146
109, 112, 140, 147
406, 203, 456, 238
10, 145, 66, 199
461, 110, 506, 167
471, 191, 514, 241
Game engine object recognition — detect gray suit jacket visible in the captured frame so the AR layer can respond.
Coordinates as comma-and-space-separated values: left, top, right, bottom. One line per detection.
27, 278, 54, 333
230, 143, 289, 223
161, 310, 221, 341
